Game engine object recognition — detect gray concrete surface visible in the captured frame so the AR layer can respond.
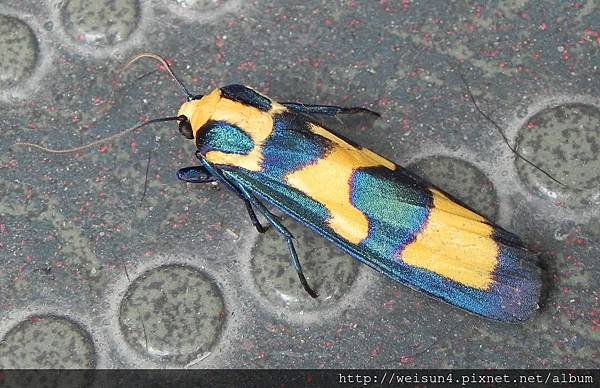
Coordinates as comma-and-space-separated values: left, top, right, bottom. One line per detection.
0, 0, 598, 368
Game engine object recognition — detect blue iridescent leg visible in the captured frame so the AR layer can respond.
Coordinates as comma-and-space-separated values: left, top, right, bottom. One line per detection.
281, 102, 380, 117
180, 163, 267, 233
198, 157, 318, 298
243, 202, 268, 234
234, 183, 318, 298
177, 166, 216, 183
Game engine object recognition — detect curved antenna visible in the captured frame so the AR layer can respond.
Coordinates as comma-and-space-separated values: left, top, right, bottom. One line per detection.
122, 53, 194, 101
90, 53, 196, 123
456, 71, 567, 188
13, 116, 182, 154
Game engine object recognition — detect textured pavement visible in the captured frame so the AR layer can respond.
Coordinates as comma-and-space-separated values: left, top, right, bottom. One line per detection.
0, 0, 599, 369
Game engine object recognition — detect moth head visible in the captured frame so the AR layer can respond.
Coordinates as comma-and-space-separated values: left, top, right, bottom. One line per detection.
176, 90, 221, 141
176, 114, 194, 140
176, 94, 203, 140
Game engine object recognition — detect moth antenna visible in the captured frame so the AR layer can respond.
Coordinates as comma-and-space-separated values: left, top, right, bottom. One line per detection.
119, 53, 194, 101
13, 116, 182, 154
13, 54, 195, 156
457, 71, 567, 188
89, 53, 194, 123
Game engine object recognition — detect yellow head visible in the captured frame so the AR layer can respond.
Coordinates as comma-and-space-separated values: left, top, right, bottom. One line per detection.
176, 89, 222, 141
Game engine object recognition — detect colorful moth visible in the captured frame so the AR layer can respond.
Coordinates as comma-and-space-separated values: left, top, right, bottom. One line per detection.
103, 54, 539, 323
172, 83, 541, 323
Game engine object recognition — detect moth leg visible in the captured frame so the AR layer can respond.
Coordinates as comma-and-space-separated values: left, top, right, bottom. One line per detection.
177, 166, 216, 184
281, 102, 380, 117
199, 156, 317, 297
235, 183, 319, 299
242, 200, 268, 234
183, 161, 267, 233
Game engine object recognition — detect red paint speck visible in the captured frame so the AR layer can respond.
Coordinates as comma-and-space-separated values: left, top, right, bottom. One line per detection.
582, 28, 600, 44
383, 299, 396, 308
1, 159, 17, 169
99, 145, 110, 153
377, 97, 391, 107
422, 32, 432, 44
583, 27, 599, 37
562, 50, 570, 61
348, 19, 361, 28
539, 22, 548, 30
311, 61, 321, 69
237, 61, 257, 71
400, 355, 412, 364
566, 231, 586, 246
402, 0, 410, 11
30, 316, 42, 324
155, 59, 173, 72
527, 122, 536, 129
370, 343, 381, 357
324, 18, 333, 27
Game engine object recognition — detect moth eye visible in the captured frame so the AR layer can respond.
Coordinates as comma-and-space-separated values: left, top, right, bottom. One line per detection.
178, 117, 194, 139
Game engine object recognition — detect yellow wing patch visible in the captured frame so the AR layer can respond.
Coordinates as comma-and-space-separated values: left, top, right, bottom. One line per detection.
308, 123, 396, 171
400, 189, 497, 290
285, 123, 392, 244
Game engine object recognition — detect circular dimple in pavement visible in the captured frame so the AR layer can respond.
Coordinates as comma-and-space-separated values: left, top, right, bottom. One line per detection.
407, 156, 498, 220
516, 103, 600, 207
60, 0, 140, 47
251, 219, 359, 311
0, 315, 96, 368
119, 265, 225, 365
0, 15, 38, 89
